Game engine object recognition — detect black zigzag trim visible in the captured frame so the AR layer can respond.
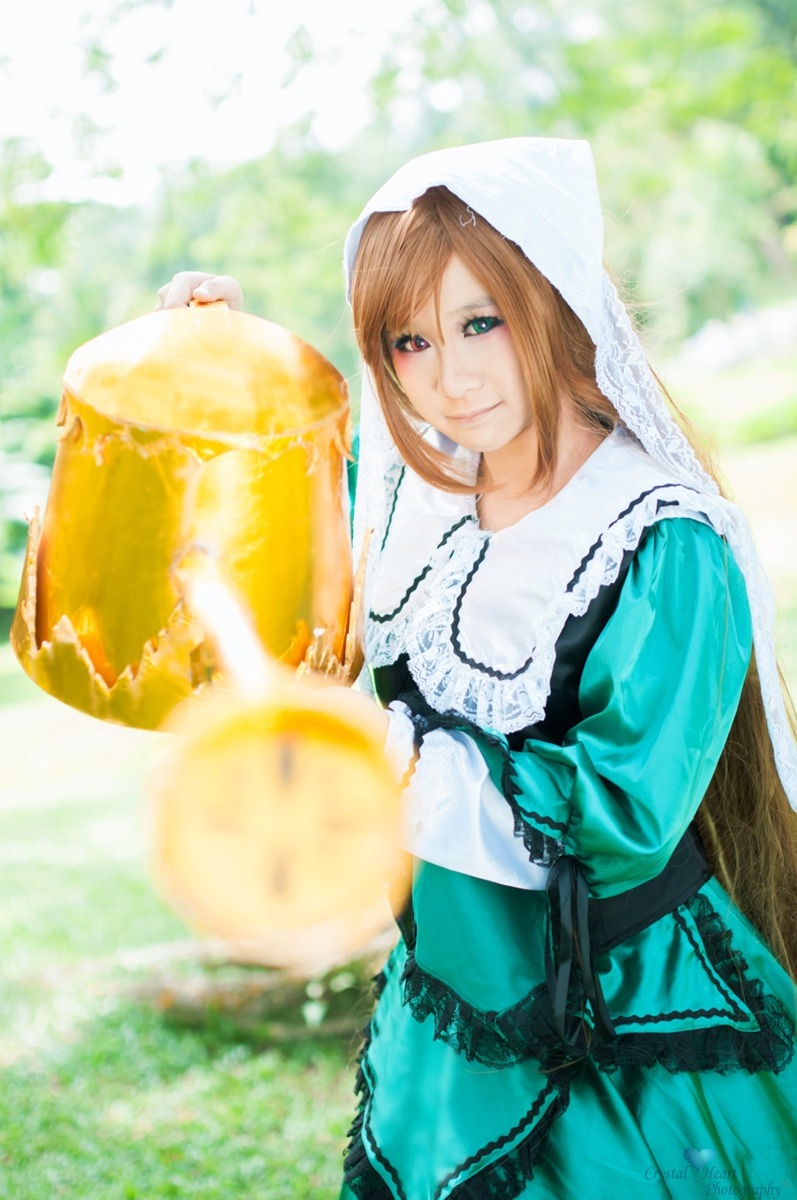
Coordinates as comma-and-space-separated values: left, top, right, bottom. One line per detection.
449, 539, 538, 679
395, 893, 796, 1078
500, 740, 568, 849
450, 484, 698, 677
344, 1055, 568, 1200
360, 1060, 408, 1200
610, 905, 747, 1027
342, 970, 403, 1200
433, 1077, 566, 1200
566, 485, 691, 591
370, 515, 475, 624
379, 466, 406, 553
341, 895, 794, 1199
673, 908, 747, 1018
593, 894, 796, 1074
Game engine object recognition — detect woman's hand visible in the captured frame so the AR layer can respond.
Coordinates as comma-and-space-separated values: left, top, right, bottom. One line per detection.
155, 271, 244, 311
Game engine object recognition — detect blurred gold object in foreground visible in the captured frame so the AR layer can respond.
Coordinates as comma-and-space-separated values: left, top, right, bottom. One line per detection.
11, 302, 353, 729
151, 686, 406, 973
148, 550, 405, 974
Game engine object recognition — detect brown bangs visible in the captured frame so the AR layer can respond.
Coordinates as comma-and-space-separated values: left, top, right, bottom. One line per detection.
379, 218, 452, 349
351, 186, 615, 494
351, 194, 459, 369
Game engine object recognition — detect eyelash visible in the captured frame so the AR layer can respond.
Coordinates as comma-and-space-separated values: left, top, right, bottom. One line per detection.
391, 315, 504, 353
391, 333, 428, 353
463, 315, 503, 337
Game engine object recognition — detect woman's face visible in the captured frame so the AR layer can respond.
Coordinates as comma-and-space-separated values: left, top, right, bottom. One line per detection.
388, 255, 533, 456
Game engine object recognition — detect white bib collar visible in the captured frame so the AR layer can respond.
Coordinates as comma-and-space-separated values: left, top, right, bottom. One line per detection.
365, 428, 715, 734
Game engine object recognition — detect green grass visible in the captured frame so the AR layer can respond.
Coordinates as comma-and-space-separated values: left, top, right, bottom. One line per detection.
0, 1012, 355, 1198
0, 644, 364, 1199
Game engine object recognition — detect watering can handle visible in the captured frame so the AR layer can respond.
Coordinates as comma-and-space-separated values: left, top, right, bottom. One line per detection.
188, 298, 229, 309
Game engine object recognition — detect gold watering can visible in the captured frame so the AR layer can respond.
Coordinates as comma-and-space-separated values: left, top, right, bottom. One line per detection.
10, 302, 405, 971
12, 300, 356, 728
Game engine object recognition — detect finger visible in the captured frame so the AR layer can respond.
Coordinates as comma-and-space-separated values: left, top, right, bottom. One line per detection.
157, 271, 216, 310
154, 282, 171, 311
192, 274, 244, 310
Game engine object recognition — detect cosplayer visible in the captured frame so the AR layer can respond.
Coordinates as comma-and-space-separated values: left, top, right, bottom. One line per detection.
159, 138, 797, 1199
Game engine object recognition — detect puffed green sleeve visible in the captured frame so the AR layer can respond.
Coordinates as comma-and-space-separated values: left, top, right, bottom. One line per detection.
481, 517, 753, 899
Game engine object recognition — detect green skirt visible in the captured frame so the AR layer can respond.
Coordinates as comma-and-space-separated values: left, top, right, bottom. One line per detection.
340, 868, 797, 1199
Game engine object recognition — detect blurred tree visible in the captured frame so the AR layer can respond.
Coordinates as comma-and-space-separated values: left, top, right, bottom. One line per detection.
0, 141, 71, 608
0, 139, 154, 609
141, 122, 427, 380
1, 141, 72, 424
361, 0, 797, 337
748, 0, 797, 60
144, 141, 365, 379
2, 0, 797, 616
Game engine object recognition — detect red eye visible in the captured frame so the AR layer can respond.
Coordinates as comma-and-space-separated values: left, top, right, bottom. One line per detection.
393, 334, 429, 354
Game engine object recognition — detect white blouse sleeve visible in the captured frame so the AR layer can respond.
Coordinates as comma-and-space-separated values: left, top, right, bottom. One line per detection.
384, 702, 550, 891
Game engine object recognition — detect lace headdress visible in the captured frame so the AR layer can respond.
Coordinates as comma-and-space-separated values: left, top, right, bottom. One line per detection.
342, 137, 797, 810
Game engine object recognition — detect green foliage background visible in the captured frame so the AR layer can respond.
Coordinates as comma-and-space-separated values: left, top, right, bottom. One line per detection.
1, 0, 796, 610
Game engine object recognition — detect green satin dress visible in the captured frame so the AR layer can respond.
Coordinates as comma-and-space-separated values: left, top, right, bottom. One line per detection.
340, 520, 797, 1199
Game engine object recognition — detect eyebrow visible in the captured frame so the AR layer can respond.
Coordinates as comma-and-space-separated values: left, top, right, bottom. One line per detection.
451, 294, 498, 314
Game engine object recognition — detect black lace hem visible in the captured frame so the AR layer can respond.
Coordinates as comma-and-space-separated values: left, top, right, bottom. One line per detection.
501, 748, 566, 866
399, 893, 796, 1077
395, 689, 565, 866
401, 951, 554, 1067
590, 892, 796, 1076
442, 1083, 567, 1200
342, 1057, 400, 1200
341, 896, 794, 1199
342, 968, 396, 1200
344, 1062, 569, 1200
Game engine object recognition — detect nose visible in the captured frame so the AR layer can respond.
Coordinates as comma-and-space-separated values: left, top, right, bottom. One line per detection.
436, 344, 481, 400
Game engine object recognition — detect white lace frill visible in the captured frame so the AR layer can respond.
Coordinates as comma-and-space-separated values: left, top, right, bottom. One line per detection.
366, 432, 704, 733
362, 428, 797, 812
382, 492, 701, 734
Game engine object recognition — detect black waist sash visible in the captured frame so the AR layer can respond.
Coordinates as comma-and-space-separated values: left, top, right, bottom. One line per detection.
545, 825, 711, 1043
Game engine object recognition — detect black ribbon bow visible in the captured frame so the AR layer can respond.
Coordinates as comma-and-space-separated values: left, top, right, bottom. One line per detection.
545, 855, 617, 1045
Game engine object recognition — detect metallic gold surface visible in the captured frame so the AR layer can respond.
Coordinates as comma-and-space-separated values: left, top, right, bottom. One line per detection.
11, 303, 353, 729
150, 686, 407, 973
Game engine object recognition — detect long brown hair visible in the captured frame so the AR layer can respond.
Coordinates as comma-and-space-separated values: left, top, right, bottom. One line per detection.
351, 186, 797, 982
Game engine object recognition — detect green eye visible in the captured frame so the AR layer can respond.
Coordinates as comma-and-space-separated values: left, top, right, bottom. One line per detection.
465, 316, 503, 336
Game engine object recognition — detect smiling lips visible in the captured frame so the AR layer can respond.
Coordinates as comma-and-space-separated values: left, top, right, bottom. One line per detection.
449, 403, 501, 424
